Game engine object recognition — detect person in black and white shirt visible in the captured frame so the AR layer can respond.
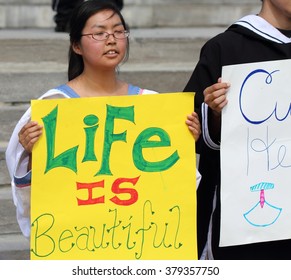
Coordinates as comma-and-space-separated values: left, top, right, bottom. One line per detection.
184, 0, 291, 260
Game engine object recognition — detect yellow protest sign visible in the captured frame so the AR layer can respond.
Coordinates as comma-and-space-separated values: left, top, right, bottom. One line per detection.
30, 92, 197, 260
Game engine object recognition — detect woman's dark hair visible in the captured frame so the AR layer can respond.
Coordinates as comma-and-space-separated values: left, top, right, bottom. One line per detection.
68, 0, 129, 81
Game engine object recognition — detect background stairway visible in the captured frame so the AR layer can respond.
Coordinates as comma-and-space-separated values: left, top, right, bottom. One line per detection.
0, 0, 261, 259
2, 0, 260, 29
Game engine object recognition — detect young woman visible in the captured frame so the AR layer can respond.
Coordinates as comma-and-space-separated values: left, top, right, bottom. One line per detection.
6, 0, 201, 239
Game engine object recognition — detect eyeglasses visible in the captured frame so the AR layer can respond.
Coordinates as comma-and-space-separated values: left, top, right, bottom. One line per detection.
81, 30, 130, 41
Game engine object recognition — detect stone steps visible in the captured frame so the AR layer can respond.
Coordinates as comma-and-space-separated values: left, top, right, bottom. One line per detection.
0, 28, 222, 101
0, 186, 30, 260
0, 27, 225, 145
1, 0, 260, 29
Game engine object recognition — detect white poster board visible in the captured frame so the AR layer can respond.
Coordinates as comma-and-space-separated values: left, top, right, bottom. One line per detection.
220, 59, 291, 247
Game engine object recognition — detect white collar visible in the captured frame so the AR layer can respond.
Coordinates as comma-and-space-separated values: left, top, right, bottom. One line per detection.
235, 15, 291, 44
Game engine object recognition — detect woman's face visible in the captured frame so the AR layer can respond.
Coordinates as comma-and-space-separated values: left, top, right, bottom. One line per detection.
75, 9, 128, 71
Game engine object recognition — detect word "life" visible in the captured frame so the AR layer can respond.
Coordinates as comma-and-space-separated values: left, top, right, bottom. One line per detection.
42, 105, 180, 176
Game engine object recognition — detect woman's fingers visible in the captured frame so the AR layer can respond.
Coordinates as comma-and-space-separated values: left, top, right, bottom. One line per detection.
18, 121, 43, 153
186, 112, 201, 141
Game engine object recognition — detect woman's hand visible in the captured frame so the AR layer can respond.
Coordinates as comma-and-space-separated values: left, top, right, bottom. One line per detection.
186, 111, 201, 141
18, 121, 43, 154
